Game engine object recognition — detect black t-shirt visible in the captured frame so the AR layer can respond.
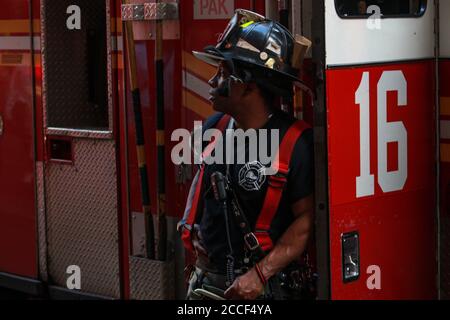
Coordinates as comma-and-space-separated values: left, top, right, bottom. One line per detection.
197, 110, 314, 271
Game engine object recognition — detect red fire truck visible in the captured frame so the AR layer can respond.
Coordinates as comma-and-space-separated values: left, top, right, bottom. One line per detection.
0, 0, 447, 300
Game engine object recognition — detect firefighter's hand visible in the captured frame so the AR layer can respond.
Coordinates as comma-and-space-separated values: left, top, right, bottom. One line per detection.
224, 268, 265, 300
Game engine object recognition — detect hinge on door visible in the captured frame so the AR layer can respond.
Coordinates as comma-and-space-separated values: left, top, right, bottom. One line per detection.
121, 3, 179, 21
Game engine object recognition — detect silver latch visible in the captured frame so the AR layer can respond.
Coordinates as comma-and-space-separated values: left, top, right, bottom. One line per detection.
121, 2, 179, 21
342, 232, 360, 283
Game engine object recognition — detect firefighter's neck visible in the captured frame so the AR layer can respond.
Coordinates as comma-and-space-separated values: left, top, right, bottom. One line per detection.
233, 96, 272, 131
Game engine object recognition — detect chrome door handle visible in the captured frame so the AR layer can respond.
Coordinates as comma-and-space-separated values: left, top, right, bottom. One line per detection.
0, 114, 3, 136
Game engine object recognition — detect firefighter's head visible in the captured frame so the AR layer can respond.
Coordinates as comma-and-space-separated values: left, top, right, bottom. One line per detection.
207, 60, 289, 114
194, 9, 307, 114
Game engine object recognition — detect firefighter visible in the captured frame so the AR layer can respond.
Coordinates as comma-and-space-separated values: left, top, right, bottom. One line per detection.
358, 0, 368, 15
178, 9, 314, 300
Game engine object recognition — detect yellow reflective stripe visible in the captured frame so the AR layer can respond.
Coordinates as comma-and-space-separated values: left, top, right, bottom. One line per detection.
0, 52, 41, 67
240, 21, 255, 28
110, 19, 122, 34
441, 97, 450, 117
0, 19, 40, 34
156, 130, 165, 146
441, 143, 450, 163
112, 52, 123, 70
137, 145, 146, 167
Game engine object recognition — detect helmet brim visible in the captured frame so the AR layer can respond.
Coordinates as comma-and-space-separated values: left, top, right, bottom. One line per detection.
192, 51, 225, 67
193, 48, 311, 94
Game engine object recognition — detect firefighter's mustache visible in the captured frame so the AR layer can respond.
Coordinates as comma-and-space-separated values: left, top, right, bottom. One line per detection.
211, 76, 244, 98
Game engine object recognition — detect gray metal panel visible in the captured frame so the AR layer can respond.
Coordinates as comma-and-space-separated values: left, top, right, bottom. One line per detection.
45, 139, 120, 298
131, 212, 147, 257
129, 257, 175, 300
129, 216, 180, 300
45, 128, 113, 140
36, 161, 48, 282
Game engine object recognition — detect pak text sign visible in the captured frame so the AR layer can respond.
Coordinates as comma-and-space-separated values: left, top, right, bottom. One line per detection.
193, 0, 234, 20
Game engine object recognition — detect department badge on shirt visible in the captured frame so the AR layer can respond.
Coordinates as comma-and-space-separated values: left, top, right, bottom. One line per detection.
238, 161, 267, 192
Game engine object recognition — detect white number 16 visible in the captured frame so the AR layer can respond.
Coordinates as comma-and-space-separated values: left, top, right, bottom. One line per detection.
355, 71, 408, 198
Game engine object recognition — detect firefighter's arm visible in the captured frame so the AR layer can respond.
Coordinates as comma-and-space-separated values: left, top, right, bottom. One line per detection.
258, 194, 314, 278
224, 194, 314, 300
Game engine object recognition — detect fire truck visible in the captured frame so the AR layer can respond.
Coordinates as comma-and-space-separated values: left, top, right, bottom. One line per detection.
0, 0, 448, 300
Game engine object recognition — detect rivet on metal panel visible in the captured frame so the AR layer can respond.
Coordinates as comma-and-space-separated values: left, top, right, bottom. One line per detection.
133, 4, 145, 20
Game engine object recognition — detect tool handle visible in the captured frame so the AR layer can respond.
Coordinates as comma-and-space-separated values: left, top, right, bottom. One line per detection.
211, 172, 228, 202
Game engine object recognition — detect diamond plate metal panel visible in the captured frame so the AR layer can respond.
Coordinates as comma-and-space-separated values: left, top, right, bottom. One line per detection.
129, 257, 175, 300
121, 2, 179, 21
121, 4, 134, 20
441, 214, 450, 300
45, 139, 120, 298
144, 2, 179, 20
36, 161, 48, 282
42, 0, 109, 130
45, 128, 113, 140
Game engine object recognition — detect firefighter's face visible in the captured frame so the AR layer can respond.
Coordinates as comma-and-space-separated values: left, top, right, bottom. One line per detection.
358, 1, 367, 14
208, 62, 247, 114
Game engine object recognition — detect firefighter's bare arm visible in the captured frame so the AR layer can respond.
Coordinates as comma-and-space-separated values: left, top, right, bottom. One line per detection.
224, 194, 314, 300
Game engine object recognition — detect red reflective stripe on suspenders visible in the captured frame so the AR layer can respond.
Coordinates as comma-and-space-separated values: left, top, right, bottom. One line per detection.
255, 120, 311, 251
181, 115, 231, 251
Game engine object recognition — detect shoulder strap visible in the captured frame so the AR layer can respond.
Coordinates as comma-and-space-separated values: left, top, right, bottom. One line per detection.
255, 120, 311, 252
181, 114, 232, 252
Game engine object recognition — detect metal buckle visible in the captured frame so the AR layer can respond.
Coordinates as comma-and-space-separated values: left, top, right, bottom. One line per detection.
244, 233, 260, 251
268, 171, 289, 189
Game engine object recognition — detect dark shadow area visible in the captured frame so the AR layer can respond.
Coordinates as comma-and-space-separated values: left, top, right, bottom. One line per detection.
335, 0, 425, 17
43, 0, 109, 130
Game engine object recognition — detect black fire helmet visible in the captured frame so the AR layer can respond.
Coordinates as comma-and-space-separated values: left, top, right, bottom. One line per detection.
193, 9, 308, 97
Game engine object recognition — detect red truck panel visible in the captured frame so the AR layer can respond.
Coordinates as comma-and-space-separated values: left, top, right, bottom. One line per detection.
327, 61, 437, 299
0, 0, 37, 278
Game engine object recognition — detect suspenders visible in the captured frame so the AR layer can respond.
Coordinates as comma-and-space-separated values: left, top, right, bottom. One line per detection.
181, 115, 311, 254
181, 115, 231, 252
255, 120, 311, 251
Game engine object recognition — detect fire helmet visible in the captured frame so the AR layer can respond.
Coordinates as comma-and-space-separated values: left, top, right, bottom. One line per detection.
193, 9, 307, 97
